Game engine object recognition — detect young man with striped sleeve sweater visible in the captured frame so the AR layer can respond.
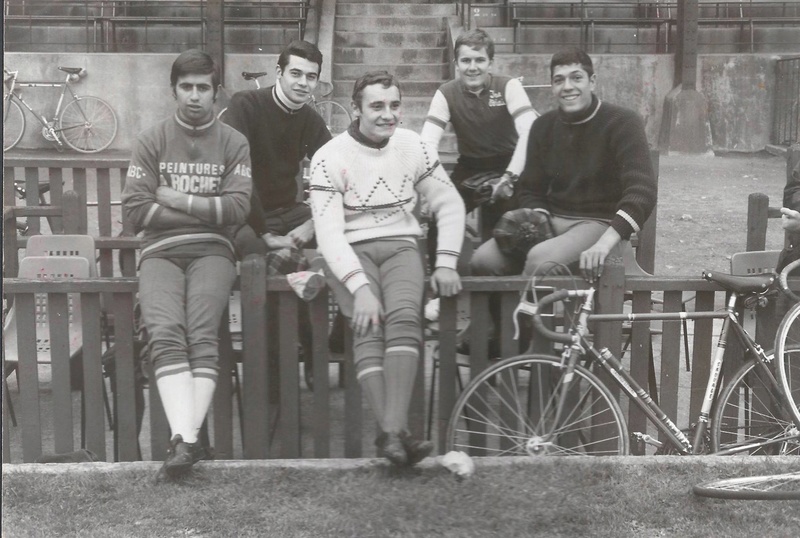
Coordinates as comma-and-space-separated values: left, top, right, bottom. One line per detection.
309, 71, 466, 466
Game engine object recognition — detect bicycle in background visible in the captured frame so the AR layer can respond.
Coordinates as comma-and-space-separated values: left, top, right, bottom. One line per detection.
446, 261, 800, 457
3, 67, 118, 153
217, 71, 352, 136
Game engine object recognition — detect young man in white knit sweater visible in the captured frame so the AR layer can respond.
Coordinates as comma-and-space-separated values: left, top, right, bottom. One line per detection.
309, 71, 466, 465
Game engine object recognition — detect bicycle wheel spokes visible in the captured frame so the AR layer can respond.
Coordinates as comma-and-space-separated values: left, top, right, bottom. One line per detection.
446, 355, 629, 457
58, 96, 118, 153
313, 100, 351, 136
775, 303, 800, 426
694, 471, 800, 500
4, 96, 25, 151
712, 357, 800, 455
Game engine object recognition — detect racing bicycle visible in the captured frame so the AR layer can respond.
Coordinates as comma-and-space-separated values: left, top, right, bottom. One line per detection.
3, 67, 118, 153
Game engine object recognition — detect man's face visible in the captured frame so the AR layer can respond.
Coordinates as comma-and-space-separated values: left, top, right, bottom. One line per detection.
277, 55, 320, 105
455, 45, 492, 92
551, 63, 596, 114
174, 73, 216, 125
354, 84, 401, 143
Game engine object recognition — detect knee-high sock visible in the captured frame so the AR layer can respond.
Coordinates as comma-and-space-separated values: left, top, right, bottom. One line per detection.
355, 356, 386, 432
383, 345, 419, 433
190, 368, 218, 444
154, 367, 195, 443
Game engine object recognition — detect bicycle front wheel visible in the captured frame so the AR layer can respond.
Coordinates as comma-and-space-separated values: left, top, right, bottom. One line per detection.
774, 301, 800, 426
4, 96, 24, 151
314, 100, 351, 136
446, 354, 630, 457
711, 356, 800, 455
693, 471, 800, 500
58, 96, 118, 153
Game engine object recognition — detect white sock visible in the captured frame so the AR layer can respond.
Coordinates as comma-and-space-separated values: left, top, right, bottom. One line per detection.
154, 370, 195, 442
189, 375, 217, 443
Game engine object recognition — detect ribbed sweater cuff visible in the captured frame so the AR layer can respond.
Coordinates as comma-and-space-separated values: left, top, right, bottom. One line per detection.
435, 252, 460, 271
345, 272, 371, 295
610, 210, 639, 240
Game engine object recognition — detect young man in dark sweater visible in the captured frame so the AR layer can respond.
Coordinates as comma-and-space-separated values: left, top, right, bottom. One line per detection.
223, 40, 331, 260
471, 47, 657, 283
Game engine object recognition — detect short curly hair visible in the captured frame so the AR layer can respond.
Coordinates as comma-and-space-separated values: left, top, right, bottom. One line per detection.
351, 71, 402, 109
170, 49, 220, 93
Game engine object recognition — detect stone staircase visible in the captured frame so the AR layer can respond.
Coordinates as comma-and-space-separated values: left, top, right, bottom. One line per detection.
332, 0, 458, 154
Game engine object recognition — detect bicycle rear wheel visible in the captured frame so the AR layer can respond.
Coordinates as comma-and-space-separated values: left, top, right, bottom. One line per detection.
693, 471, 800, 500
58, 96, 118, 153
773, 301, 800, 426
4, 96, 24, 151
446, 354, 630, 457
313, 100, 351, 136
711, 356, 800, 455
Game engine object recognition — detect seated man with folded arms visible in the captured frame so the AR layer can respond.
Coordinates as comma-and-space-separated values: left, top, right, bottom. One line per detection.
309, 71, 466, 466
421, 28, 538, 266
471, 47, 657, 284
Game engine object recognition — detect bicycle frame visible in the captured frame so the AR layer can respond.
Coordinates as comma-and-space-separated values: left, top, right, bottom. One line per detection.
519, 285, 796, 456
4, 69, 79, 147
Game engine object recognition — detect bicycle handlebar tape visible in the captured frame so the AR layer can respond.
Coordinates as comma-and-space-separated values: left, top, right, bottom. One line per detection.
531, 289, 574, 345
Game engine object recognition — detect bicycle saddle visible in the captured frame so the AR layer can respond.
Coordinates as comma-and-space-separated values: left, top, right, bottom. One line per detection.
702, 271, 776, 294
242, 71, 268, 80
58, 67, 83, 75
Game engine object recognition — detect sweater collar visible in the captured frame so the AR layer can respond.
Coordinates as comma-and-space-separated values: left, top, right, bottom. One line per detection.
348, 119, 390, 149
174, 113, 215, 132
273, 84, 305, 114
558, 94, 601, 124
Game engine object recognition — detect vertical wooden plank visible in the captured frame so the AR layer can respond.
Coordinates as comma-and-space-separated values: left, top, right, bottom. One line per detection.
81, 293, 105, 460
628, 290, 652, 454
310, 291, 330, 458
214, 307, 234, 460
62, 191, 82, 235
498, 292, 521, 453
344, 327, 361, 457
96, 168, 114, 278
16, 294, 42, 462
468, 292, 490, 455
658, 291, 683, 444
4, 166, 16, 207
408, 318, 426, 441
746, 193, 769, 252
4, 206, 20, 279
689, 291, 715, 422
48, 167, 64, 233
241, 256, 268, 459
2, 376, 10, 463
25, 167, 41, 235
72, 167, 88, 234
279, 293, 301, 458
112, 292, 139, 462
48, 294, 74, 454
436, 294, 458, 454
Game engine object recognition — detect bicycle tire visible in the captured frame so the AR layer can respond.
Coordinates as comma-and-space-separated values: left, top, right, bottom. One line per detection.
779, 258, 800, 304
313, 100, 351, 136
711, 356, 800, 455
446, 354, 630, 457
773, 300, 800, 426
216, 107, 228, 121
58, 95, 118, 153
3, 96, 24, 151
693, 471, 800, 500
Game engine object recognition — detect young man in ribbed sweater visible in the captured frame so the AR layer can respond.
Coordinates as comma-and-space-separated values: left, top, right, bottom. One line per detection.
122, 50, 252, 480
309, 71, 466, 466
471, 47, 657, 283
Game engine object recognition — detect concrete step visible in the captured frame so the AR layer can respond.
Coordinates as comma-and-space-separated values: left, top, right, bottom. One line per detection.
335, 16, 444, 32
335, 46, 448, 64
334, 31, 447, 48
335, 79, 443, 98
336, 3, 455, 16
334, 62, 449, 80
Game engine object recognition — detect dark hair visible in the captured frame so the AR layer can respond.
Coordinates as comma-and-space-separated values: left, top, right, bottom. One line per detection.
278, 40, 323, 75
351, 71, 401, 109
170, 49, 220, 93
454, 28, 494, 61
550, 47, 594, 79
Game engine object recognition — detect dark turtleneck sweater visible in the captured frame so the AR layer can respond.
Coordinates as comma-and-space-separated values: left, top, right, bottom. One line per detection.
517, 94, 656, 240
223, 85, 332, 235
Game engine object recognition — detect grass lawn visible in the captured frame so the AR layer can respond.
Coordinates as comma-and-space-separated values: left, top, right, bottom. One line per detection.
3, 458, 800, 537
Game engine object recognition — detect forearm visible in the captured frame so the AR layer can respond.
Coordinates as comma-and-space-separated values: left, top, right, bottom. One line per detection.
505, 110, 536, 177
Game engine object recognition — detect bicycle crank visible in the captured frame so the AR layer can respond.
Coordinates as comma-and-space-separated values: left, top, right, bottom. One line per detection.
525, 435, 556, 456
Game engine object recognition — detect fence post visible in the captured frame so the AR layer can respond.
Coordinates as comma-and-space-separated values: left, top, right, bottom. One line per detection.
746, 192, 769, 251
62, 190, 82, 234
240, 255, 268, 459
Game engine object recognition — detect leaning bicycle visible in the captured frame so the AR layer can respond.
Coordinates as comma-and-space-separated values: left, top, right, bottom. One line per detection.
446, 264, 800, 457
3, 67, 118, 153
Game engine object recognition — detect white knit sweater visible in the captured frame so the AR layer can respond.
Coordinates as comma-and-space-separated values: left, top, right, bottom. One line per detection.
309, 128, 466, 293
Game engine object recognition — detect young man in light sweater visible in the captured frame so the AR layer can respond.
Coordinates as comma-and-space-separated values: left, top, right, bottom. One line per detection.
122, 50, 251, 481
471, 47, 657, 283
309, 71, 466, 465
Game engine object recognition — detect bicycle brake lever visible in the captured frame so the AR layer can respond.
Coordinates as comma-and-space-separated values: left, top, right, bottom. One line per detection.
512, 300, 538, 340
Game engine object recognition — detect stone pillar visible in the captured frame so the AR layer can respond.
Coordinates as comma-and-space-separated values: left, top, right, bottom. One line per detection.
658, 0, 713, 155
207, 0, 224, 85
